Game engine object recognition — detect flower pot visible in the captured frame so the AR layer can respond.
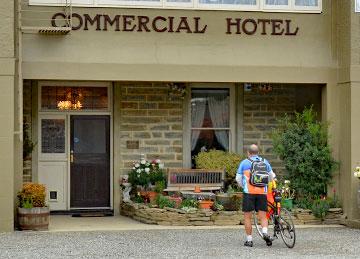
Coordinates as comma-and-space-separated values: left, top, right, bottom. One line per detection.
199, 200, 214, 209
140, 191, 158, 203
147, 191, 158, 203
281, 198, 294, 210
18, 207, 50, 231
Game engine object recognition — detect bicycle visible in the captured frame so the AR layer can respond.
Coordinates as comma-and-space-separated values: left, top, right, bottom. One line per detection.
253, 189, 296, 248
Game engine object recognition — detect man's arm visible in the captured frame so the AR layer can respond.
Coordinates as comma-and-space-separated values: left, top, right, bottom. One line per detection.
236, 161, 244, 187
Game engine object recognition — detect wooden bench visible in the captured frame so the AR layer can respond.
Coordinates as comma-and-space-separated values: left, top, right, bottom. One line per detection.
163, 168, 225, 192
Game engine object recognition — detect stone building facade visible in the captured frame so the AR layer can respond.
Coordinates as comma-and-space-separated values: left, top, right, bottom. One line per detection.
1, 0, 360, 231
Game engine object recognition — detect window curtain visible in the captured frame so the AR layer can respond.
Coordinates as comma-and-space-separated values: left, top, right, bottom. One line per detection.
207, 97, 229, 150
295, 0, 317, 6
191, 100, 206, 151
266, 0, 288, 5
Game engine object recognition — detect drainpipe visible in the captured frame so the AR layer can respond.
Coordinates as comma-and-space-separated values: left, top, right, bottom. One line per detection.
14, 0, 23, 143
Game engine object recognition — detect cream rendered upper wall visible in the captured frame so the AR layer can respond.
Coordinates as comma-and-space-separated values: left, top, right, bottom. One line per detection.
22, 1, 336, 73
0, 1, 14, 58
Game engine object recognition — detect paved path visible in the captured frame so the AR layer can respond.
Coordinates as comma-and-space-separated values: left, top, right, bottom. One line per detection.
0, 227, 359, 258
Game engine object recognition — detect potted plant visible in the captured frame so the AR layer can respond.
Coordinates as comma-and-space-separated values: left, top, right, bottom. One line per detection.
128, 158, 166, 203
17, 183, 49, 230
279, 180, 295, 210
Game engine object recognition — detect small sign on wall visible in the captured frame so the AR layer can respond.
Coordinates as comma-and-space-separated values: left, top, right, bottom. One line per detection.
356, 0, 360, 12
126, 140, 139, 149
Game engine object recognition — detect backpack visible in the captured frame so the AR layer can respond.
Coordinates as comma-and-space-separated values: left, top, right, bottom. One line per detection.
248, 158, 269, 187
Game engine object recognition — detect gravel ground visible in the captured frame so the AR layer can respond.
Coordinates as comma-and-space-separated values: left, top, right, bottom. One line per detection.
0, 227, 359, 259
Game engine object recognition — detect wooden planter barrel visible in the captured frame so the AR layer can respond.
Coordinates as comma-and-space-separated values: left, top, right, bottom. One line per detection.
18, 207, 50, 231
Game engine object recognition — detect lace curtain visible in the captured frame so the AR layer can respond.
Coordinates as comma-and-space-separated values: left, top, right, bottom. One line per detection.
191, 100, 206, 151
207, 97, 229, 150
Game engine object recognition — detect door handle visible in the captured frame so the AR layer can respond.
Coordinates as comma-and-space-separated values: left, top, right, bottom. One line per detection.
70, 150, 74, 163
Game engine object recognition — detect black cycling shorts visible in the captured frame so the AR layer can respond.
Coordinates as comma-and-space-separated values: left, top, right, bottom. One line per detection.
242, 193, 267, 212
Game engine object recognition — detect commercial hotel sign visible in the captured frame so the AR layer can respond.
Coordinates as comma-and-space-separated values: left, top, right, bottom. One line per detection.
52, 13, 299, 36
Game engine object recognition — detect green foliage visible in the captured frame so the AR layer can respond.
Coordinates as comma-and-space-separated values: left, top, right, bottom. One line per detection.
271, 107, 338, 205
17, 183, 46, 208
179, 198, 199, 209
133, 194, 144, 203
23, 123, 36, 159
312, 198, 330, 220
156, 195, 176, 209
194, 150, 245, 187
154, 181, 166, 193
327, 195, 341, 208
211, 201, 224, 211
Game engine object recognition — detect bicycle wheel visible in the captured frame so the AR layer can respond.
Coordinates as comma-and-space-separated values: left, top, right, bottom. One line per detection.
253, 211, 264, 238
278, 208, 296, 248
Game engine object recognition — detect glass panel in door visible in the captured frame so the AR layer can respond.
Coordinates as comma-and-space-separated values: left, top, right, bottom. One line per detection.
70, 115, 110, 208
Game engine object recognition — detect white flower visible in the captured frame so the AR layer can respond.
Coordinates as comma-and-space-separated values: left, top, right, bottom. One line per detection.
135, 163, 140, 168
136, 169, 141, 173
145, 168, 150, 173
284, 180, 290, 184
155, 159, 161, 164
132, 167, 136, 170
140, 160, 146, 165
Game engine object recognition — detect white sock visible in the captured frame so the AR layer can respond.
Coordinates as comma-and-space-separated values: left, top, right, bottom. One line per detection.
246, 235, 253, 242
262, 227, 268, 235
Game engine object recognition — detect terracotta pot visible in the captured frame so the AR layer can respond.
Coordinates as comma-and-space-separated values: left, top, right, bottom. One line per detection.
199, 200, 214, 209
147, 191, 158, 203
18, 207, 50, 231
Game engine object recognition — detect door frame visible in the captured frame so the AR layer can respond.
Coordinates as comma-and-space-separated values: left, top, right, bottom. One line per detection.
69, 114, 111, 210
37, 81, 113, 211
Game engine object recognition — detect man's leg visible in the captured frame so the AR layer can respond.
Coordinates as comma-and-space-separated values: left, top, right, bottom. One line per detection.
242, 194, 254, 247
258, 210, 268, 234
256, 194, 272, 246
244, 212, 253, 236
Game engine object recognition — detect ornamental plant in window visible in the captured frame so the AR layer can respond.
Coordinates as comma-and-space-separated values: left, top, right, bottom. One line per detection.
128, 158, 166, 190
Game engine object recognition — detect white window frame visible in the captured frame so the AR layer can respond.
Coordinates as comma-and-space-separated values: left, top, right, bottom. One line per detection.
293, 0, 322, 12
197, 0, 259, 11
165, 0, 194, 8
97, 0, 162, 7
29, 0, 322, 13
262, 0, 291, 11
356, 0, 360, 13
183, 83, 236, 167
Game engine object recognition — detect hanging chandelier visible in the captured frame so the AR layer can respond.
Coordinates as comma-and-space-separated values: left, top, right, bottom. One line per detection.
57, 89, 83, 110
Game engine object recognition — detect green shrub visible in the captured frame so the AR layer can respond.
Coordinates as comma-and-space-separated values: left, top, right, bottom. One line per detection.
312, 199, 330, 220
154, 181, 166, 193
133, 194, 144, 203
156, 195, 175, 209
271, 107, 338, 206
194, 150, 245, 188
179, 198, 199, 209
